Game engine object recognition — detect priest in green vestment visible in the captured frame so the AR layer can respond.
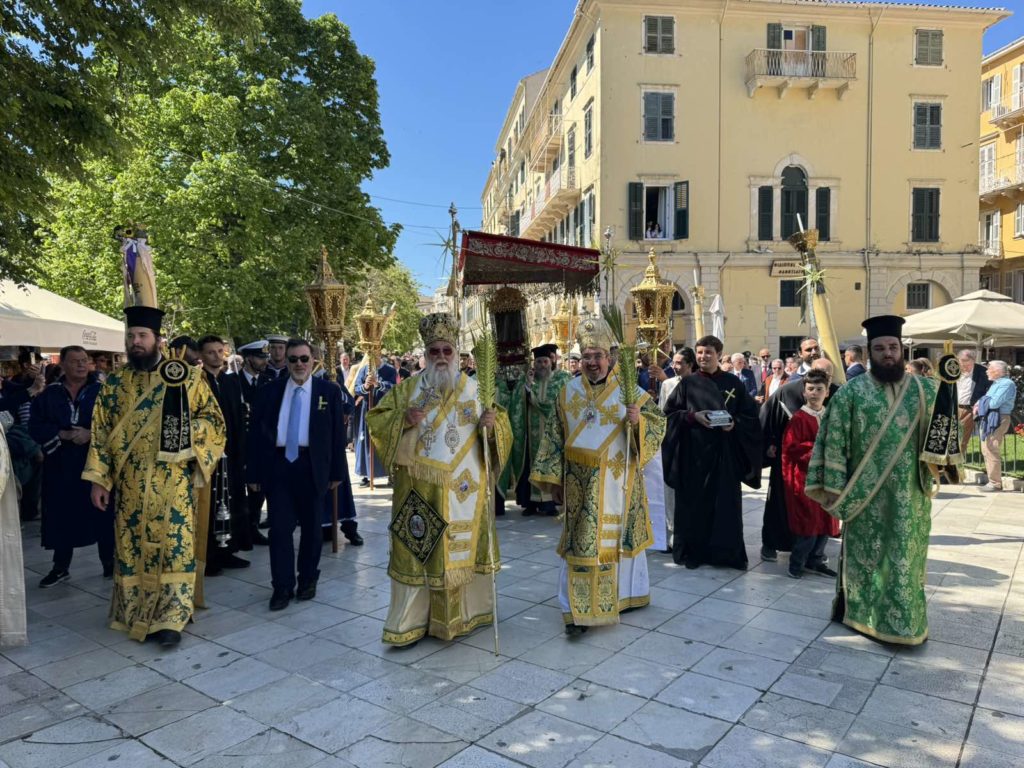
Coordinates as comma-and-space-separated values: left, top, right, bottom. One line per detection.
805, 315, 937, 646
84, 304, 225, 647
368, 313, 512, 647
532, 318, 666, 635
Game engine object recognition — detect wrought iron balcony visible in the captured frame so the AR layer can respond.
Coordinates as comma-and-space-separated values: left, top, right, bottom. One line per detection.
746, 49, 857, 99
988, 93, 1024, 130
520, 167, 580, 240
979, 166, 1024, 200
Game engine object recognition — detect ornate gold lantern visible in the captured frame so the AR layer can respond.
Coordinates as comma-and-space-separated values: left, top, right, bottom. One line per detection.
549, 298, 577, 369
356, 297, 388, 365
629, 248, 676, 359
304, 245, 348, 382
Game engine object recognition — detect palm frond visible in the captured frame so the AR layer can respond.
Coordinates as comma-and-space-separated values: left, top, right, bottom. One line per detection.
618, 345, 638, 406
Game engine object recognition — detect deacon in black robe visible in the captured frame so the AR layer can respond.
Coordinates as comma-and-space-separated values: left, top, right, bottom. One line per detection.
204, 366, 251, 562
759, 372, 841, 559
664, 344, 763, 570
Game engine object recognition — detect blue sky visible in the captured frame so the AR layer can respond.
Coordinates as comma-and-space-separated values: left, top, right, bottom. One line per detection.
305, 1, 1022, 295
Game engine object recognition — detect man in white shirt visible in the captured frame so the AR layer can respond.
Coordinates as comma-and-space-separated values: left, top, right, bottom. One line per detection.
957, 349, 990, 455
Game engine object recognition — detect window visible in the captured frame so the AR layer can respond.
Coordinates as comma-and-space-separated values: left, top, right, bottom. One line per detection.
816, 187, 831, 242
982, 211, 1001, 255
780, 280, 801, 308
1016, 203, 1024, 238
644, 16, 674, 54
583, 101, 593, 158
586, 35, 595, 72
673, 180, 690, 240
915, 29, 943, 66
781, 166, 808, 239
643, 91, 674, 142
779, 336, 802, 359
1017, 133, 1024, 174
911, 188, 940, 242
906, 283, 931, 310
644, 186, 668, 239
566, 126, 576, 169
570, 65, 577, 101
982, 74, 1002, 112
913, 103, 942, 150
980, 144, 996, 191
519, 161, 525, 185
758, 186, 774, 241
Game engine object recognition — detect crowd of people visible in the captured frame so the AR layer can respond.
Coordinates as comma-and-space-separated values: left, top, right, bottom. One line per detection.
0, 306, 1019, 652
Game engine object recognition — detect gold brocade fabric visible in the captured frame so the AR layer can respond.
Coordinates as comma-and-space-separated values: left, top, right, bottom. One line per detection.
83, 365, 225, 640
366, 373, 512, 593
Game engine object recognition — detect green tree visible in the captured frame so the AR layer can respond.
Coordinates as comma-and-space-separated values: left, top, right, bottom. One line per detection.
0, 0, 253, 281
344, 265, 424, 355
37, 1, 398, 339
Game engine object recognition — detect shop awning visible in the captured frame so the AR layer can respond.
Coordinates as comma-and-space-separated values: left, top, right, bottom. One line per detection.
0, 281, 125, 351
459, 230, 599, 293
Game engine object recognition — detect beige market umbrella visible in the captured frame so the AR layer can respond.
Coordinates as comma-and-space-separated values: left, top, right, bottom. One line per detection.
0, 281, 124, 351
900, 289, 1024, 347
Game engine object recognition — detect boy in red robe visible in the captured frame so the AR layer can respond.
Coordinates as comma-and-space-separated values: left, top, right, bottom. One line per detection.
782, 368, 839, 579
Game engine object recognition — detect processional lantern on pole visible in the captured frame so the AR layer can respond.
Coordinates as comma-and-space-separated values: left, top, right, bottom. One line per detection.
356, 297, 392, 492
630, 247, 676, 361
304, 245, 349, 552
549, 298, 578, 370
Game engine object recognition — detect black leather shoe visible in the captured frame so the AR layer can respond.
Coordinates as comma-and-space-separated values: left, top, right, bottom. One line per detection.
252, 530, 270, 546
341, 522, 364, 546
296, 583, 317, 601
269, 590, 292, 611
358, 477, 370, 488
152, 629, 181, 648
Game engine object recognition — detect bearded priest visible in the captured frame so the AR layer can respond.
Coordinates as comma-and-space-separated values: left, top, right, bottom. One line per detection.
531, 317, 666, 636
367, 313, 512, 648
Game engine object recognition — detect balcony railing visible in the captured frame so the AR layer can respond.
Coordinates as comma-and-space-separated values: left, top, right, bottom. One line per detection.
980, 239, 1004, 260
988, 92, 1024, 128
531, 113, 564, 171
746, 49, 857, 99
980, 166, 1024, 197
519, 167, 580, 240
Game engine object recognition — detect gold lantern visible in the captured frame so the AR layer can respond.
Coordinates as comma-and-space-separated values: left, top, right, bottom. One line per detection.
356, 297, 388, 367
304, 245, 348, 382
629, 248, 676, 361
549, 298, 576, 369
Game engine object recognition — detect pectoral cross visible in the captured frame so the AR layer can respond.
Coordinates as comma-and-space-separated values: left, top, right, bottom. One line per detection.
723, 388, 736, 405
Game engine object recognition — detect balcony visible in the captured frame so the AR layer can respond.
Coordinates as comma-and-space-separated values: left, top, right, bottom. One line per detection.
980, 239, 1004, 261
530, 113, 564, 171
745, 49, 856, 99
979, 166, 1024, 202
989, 92, 1024, 130
520, 167, 581, 240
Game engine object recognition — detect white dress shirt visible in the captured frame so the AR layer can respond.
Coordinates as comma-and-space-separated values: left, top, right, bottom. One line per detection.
276, 377, 312, 447
957, 370, 974, 406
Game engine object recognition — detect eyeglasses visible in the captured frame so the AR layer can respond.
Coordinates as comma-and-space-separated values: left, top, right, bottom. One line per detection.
581, 353, 607, 363
287, 355, 310, 364
760, 355, 771, 359
427, 346, 454, 358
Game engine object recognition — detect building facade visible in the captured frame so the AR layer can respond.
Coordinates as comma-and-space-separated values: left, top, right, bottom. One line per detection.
979, 36, 1024, 320
479, 0, 1008, 356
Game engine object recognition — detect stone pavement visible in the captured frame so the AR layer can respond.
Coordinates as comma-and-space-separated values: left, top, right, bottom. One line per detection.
2, 467, 1024, 768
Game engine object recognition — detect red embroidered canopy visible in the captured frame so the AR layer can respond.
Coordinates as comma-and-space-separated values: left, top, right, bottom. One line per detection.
459, 230, 599, 294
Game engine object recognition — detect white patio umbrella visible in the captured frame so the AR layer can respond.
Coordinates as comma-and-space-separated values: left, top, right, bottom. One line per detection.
0, 281, 124, 351
709, 294, 726, 345
900, 289, 1024, 347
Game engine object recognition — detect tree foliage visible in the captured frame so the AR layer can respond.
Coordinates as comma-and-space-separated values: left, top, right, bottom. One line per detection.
36, 1, 399, 340
0, 0, 254, 281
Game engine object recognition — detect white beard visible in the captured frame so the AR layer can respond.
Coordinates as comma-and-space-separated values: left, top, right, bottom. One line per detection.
422, 364, 458, 393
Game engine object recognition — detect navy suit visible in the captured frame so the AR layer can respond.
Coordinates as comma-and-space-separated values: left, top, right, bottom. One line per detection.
247, 375, 346, 593
845, 362, 866, 380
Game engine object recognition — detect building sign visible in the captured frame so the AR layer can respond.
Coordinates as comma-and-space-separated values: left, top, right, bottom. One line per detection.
770, 260, 805, 278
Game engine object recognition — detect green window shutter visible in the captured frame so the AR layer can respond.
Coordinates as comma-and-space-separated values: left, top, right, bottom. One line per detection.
661, 17, 675, 54
912, 188, 940, 242
758, 186, 774, 241
645, 17, 660, 53
811, 26, 826, 52
673, 181, 689, 240
929, 104, 942, 148
816, 187, 831, 241
628, 183, 644, 240
767, 23, 783, 50
916, 30, 943, 66
644, 92, 660, 140
913, 104, 928, 149
662, 93, 675, 141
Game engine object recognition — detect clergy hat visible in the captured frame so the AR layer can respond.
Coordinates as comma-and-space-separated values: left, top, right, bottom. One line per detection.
576, 317, 616, 351
123, 305, 165, 335
532, 344, 558, 360
419, 313, 459, 347
861, 315, 905, 342
239, 340, 269, 358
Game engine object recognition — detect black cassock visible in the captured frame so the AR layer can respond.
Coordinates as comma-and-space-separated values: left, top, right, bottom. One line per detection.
205, 370, 250, 551
759, 379, 840, 554
664, 370, 763, 569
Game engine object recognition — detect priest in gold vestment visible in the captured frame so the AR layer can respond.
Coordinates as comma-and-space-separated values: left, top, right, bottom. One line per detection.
84, 304, 225, 647
532, 318, 666, 634
368, 313, 512, 647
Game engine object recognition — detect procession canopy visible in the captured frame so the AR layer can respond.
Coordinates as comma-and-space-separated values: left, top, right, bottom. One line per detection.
459, 230, 599, 295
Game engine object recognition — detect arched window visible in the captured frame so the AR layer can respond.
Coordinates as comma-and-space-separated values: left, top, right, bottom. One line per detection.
671, 291, 685, 312
781, 166, 808, 239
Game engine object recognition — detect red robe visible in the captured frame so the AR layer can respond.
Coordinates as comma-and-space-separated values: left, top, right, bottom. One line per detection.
782, 408, 840, 537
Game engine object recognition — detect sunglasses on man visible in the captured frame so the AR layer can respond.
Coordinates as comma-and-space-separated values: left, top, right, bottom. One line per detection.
288, 355, 311, 364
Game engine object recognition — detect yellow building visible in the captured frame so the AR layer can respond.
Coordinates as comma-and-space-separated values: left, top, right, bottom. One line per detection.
479, 0, 1009, 357
979, 36, 1024, 319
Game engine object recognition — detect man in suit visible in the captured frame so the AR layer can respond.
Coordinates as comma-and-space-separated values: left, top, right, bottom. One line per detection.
957, 349, 991, 454
236, 340, 272, 545
247, 339, 346, 611
787, 338, 821, 383
844, 345, 866, 380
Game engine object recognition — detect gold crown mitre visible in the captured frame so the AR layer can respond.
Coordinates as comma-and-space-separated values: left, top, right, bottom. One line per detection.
419, 313, 459, 347
576, 317, 616, 351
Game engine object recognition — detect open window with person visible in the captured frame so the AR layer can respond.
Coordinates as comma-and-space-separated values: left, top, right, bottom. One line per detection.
629, 181, 690, 241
